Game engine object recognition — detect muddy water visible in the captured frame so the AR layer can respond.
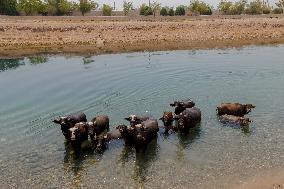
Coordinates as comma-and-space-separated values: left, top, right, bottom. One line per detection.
0, 46, 283, 189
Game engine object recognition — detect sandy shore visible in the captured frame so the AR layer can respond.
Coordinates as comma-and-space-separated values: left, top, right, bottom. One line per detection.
0, 15, 284, 58
233, 168, 284, 189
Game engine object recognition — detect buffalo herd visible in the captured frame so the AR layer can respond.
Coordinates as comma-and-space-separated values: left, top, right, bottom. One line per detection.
53, 100, 255, 155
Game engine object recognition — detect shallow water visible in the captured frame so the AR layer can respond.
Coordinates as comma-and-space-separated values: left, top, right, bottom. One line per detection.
0, 46, 284, 189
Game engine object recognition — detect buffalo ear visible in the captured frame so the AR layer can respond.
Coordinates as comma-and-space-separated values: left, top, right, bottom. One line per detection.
159, 117, 164, 120
53, 119, 60, 124
124, 117, 131, 121
170, 103, 175, 107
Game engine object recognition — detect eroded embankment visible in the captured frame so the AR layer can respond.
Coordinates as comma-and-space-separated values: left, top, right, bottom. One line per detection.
0, 15, 284, 57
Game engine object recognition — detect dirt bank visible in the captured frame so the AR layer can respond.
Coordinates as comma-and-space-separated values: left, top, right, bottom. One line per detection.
0, 15, 284, 58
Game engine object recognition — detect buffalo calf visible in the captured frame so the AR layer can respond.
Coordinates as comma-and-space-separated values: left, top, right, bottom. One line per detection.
219, 114, 251, 126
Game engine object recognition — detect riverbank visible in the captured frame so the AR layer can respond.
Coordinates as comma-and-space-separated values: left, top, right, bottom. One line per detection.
0, 15, 284, 58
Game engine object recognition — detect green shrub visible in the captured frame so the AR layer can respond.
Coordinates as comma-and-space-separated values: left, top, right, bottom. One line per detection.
273, 7, 283, 14
160, 7, 168, 16
175, 5, 186, 16
262, 5, 272, 14
168, 7, 175, 16
102, 4, 112, 16
140, 4, 153, 16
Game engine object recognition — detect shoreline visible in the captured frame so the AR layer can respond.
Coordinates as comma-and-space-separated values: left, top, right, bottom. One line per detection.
1, 15, 284, 58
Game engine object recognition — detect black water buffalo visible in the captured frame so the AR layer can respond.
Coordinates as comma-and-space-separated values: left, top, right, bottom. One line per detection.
124, 115, 150, 127
69, 122, 89, 154
170, 99, 195, 114
217, 103, 255, 116
174, 107, 201, 133
159, 111, 176, 133
219, 114, 251, 126
132, 119, 159, 152
53, 112, 87, 140
88, 115, 110, 143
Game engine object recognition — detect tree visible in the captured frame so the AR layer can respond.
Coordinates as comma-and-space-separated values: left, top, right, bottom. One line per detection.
58, 0, 77, 15
230, 0, 246, 14
175, 5, 186, 16
151, 1, 161, 17
168, 7, 175, 16
245, 0, 263, 14
102, 4, 112, 16
276, 0, 284, 8
79, 0, 98, 16
160, 7, 168, 16
218, 0, 246, 15
0, 0, 18, 15
123, 1, 134, 15
17, 0, 46, 16
218, 0, 233, 14
139, 4, 153, 16
189, 0, 212, 15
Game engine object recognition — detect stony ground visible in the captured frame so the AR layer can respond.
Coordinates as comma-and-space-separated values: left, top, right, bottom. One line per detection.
0, 15, 284, 57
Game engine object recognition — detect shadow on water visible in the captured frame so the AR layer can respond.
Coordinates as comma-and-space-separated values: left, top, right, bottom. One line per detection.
0, 59, 25, 72
62, 140, 101, 187
118, 140, 159, 187
176, 124, 201, 160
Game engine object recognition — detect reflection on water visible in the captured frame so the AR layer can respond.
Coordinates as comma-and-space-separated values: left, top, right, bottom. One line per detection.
0, 45, 284, 189
0, 59, 25, 71
28, 56, 48, 65
176, 125, 201, 160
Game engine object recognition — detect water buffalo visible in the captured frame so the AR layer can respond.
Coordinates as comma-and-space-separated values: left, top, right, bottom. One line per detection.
159, 111, 176, 133
88, 115, 110, 143
170, 99, 195, 114
132, 119, 159, 153
53, 112, 87, 140
217, 103, 255, 116
174, 107, 201, 133
95, 128, 122, 151
124, 115, 150, 127
69, 122, 89, 154
219, 114, 251, 126
116, 124, 135, 145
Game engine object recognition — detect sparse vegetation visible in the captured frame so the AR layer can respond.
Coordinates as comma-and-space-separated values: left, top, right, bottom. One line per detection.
151, 1, 161, 17
273, 7, 283, 14
123, 1, 134, 16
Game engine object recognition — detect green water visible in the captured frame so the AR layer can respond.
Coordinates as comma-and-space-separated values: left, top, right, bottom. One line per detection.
0, 46, 283, 189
